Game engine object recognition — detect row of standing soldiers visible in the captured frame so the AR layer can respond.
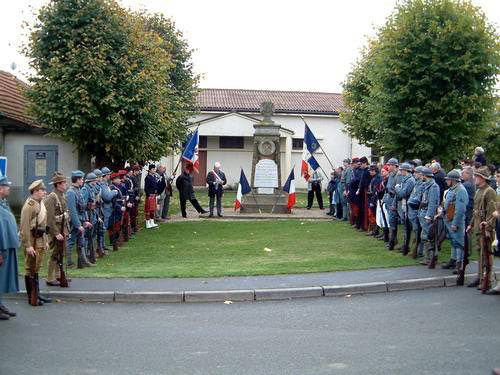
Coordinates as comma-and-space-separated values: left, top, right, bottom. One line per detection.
16, 166, 142, 306
343, 157, 499, 293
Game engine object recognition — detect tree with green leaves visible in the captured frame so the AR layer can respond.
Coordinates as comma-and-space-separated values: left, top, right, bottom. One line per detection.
342, 0, 499, 165
25, 0, 198, 167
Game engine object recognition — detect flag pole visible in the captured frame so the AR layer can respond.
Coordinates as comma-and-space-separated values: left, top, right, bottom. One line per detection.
300, 116, 336, 172
271, 164, 294, 214
239, 166, 262, 214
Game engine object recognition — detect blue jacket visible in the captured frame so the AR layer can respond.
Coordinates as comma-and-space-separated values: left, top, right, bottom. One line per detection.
395, 174, 415, 201
66, 185, 86, 229
418, 179, 440, 219
81, 183, 97, 224
444, 183, 468, 226
0, 198, 20, 252
383, 171, 398, 208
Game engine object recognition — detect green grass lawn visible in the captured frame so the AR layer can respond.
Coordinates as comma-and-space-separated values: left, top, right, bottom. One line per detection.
20, 218, 464, 279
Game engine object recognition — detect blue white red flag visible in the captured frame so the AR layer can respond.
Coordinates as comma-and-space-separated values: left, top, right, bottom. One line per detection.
283, 168, 296, 209
182, 129, 200, 173
235, 169, 251, 210
301, 124, 320, 181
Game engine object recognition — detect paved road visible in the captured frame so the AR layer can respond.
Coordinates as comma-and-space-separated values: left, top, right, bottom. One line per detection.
2, 288, 499, 375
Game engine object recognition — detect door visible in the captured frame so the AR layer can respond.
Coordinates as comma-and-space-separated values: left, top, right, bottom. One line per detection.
182, 150, 207, 186
24, 145, 58, 195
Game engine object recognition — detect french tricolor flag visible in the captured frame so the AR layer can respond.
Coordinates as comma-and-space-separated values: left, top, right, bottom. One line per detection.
301, 123, 320, 181
235, 169, 251, 210
182, 128, 200, 173
283, 168, 296, 209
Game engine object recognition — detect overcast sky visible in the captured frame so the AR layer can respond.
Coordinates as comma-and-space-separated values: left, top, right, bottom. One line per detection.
1, 0, 498, 93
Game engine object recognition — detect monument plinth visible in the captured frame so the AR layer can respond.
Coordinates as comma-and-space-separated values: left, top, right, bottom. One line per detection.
241, 102, 289, 214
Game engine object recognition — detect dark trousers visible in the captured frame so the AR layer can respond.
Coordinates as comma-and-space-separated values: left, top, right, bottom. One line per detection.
180, 198, 204, 218
209, 191, 223, 215
307, 184, 323, 209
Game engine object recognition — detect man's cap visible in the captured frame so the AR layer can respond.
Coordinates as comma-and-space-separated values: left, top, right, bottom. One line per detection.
415, 166, 425, 174
412, 159, 422, 166
359, 156, 368, 164
93, 169, 103, 177
148, 164, 156, 171
400, 162, 413, 171
118, 169, 127, 176
0, 175, 12, 186
111, 172, 121, 180
387, 158, 399, 166
352, 157, 360, 163
343, 158, 351, 163
421, 167, 434, 177
475, 166, 491, 181
71, 170, 85, 179
85, 173, 97, 182
132, 164, 141, 171
445, 170, 461, 182
49, 171, 67, 185
28, 179, 46, 193
100, 167, 111, 176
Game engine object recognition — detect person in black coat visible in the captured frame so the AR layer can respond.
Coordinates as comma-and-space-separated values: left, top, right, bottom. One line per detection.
206, 162, 227, 217
431, 162, 446, 203
144, 164, 159, 229
175, 166, 207, 218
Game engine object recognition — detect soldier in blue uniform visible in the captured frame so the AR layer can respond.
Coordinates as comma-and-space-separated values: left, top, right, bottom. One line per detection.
66, 171, 92, 268
81, 173, 98, 265
92, 169, 107, 257
0, 176, 19, 320
395, 163, 416, 255
442, 170, 468, 274
383, 158, 399, 250
109, 173, 125, 251
408, 166, 425, 258
99, 167, 117, 241
418, 167, 441, 268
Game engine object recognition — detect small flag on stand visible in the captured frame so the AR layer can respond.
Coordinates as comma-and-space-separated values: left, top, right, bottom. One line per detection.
301, 124, 320, 181
283, 168, 296, 209
235, 169, 251, 210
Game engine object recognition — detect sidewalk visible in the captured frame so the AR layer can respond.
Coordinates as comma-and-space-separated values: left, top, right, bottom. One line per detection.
11, 260, 500, 303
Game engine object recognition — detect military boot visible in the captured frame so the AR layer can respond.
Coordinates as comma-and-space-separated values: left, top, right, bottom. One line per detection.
441, 258, 456, 270
428, 252, 437, 269
77, 247, 92, 268
365, 224, 374, 236
96, 246, 106, 258
388, 229, 396, 251
36, 274, 52, 304
372, 226, 380, 237
453, 261, 461, 275
420, 242, 431, 265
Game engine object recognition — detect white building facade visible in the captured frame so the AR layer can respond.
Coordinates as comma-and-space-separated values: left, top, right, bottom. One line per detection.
161, 89, 371, 190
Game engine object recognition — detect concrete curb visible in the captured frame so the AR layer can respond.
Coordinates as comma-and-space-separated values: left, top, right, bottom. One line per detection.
5, 273, 484, 304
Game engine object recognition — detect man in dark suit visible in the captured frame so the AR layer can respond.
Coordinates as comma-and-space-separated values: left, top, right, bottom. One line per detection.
176, 166, 207, 218
206, 162, 227, 217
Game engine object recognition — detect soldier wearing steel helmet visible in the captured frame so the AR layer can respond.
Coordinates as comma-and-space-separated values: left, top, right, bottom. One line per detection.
418, 167, 441, 268
408, 166, 426, 258
395, 162, 415, 256
383, 158, 399, 250
441, 170, 468, 275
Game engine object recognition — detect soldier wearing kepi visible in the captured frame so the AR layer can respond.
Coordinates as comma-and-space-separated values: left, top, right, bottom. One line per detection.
441, 170, 468, 274
81, 173, 98, 265
20, 179, 51, 306
66, 171, 92, 268
418, 167, 441, 268
0, 176, 20, 319
395, 163, 415, 256
44, 172, 70, 287
384, 158, 399, 250
109, 173, 125, 251
466, 166, 497, 291
92, 169, 107, 257
408, 166, 425, 258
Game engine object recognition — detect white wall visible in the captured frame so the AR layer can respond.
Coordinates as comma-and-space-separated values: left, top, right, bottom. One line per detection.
4, 132, 79, 205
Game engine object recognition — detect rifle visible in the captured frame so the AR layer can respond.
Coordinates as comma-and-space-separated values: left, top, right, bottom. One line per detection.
456, 232, 469, 286
29, 215, 39, 305
86, 202, 96, 264
57, 209, 69, 288
480, 225, 492, 294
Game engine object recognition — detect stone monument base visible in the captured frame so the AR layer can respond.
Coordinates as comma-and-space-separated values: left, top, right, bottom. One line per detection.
240, 194, 290, 214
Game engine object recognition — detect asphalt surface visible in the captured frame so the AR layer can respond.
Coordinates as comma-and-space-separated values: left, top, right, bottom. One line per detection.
1, 288, 499, 375
22, 260, 500, 293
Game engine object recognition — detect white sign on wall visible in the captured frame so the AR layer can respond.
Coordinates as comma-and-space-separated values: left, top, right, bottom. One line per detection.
254, 159, 278, 188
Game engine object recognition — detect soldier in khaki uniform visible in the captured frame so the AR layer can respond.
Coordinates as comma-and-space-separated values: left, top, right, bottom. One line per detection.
44, 172, 70, 287
466, 167, 497, 291
19, 179, 52, 305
